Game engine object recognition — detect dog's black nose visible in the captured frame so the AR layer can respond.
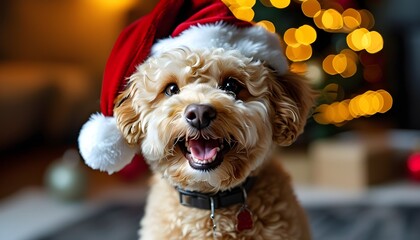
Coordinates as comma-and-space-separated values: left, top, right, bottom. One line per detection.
184, 104, 217, 129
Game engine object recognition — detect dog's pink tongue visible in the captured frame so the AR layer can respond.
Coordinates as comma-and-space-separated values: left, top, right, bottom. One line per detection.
189, 138, 219, 161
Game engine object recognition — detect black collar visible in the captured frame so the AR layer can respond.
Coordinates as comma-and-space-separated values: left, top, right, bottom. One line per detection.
177, 177, 256, 210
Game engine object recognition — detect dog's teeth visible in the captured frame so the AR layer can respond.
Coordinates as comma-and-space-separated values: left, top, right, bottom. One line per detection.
216, 147, 220, 152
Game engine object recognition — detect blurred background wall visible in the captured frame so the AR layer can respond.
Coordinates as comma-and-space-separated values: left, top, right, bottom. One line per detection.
0, 0, 159, 198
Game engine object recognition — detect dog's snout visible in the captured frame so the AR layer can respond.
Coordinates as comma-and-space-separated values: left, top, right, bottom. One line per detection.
184, 104, 217, 129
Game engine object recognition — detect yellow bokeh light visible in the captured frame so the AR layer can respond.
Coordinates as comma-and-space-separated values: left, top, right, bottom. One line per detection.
286, 44, 312, 62
313, 10, 325, 29
365, 31, 384, 53
348, 28, 369, 51
223, 0, 390, 126
342, 8, 361, 30
322, 54, 336, 75
370, 92, 384, 114
313, 104, 330, 124
328, 102, 347, 123
361, 31, 372, 49
349, 96, 362, 117
346, 32, 359, 51
231, 6, 255, 22
301, 0, 321, 18
324, 104, 337, 123
339, 57, 357, 78
378, 90, 393, 113
222, 0, 237, 7
270, 0, 291, 9
338, 100, 352, 121
295, 25, 317, 45
358, 93, 374, 115
332, 54, 347, 74
236, 0, 256, 7
322, 51, 357, 77
284, 28, 299, 47
322, 9, 343, 30
347, 28, 383, 53
313, 104, 330, 125
256, 20, 276, 33
340, 49, 358, 62
359, 9, 375, 30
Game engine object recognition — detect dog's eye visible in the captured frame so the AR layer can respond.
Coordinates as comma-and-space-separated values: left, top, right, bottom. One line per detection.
164, 83, 180, 96
220, 77, 242, 97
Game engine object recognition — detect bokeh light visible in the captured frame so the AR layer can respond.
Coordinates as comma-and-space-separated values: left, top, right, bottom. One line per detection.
286, 44, 312, 62
222, 0, 389, 126
342, 8, 361, 31
223, 0, 256, 22
322, 49, 358, 78
284, 28, 299, 47
230, 6, 255, 22
256, 20, 276, 33
347, 28, 383, 53
301, 0, 321, 18
270, 0, 291, 9
295, 25, 317, 45
322, 9, 343, 30
314, 90, 393, 125
359, 9, 375, 29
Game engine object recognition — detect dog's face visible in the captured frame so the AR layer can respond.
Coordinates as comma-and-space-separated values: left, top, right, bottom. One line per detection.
114, 47, 313, 192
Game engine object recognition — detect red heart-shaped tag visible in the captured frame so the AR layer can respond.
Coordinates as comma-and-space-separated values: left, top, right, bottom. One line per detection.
236, 207, 253, 232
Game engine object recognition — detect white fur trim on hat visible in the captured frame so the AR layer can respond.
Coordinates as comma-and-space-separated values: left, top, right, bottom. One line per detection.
78, 113, 137, 174
151, 23, 288, 75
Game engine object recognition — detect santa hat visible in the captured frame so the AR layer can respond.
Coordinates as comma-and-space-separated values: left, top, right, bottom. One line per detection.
78, 0, 288, 174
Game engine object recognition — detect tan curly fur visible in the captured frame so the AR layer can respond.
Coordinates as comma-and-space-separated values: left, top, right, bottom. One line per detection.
114, 47, 314, 239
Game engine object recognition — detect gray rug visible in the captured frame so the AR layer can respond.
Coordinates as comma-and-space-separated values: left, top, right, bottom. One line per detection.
35, 204, 420, 240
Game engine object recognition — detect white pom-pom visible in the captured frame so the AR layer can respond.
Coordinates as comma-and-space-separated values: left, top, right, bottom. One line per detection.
78, 113, 137, 174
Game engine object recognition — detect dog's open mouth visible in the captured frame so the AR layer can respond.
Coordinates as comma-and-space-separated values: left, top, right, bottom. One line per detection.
178, 137, 230, 171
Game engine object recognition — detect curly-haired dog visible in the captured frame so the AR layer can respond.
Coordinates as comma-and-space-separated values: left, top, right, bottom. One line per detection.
113, 40, 314, 240
78, 1, 314, 239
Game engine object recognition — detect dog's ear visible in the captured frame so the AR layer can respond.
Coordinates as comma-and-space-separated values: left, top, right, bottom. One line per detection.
114, 85, 143, 145
270, 72, 315, 146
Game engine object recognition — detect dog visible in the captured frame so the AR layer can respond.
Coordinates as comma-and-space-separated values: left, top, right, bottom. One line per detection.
112, 39, 314, 238
77, 1, 315, 238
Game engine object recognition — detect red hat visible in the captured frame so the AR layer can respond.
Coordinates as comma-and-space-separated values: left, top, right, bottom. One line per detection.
78, 0, 288, 174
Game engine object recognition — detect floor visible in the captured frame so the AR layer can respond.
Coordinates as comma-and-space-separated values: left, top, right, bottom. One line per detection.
2, 181, 420, 240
